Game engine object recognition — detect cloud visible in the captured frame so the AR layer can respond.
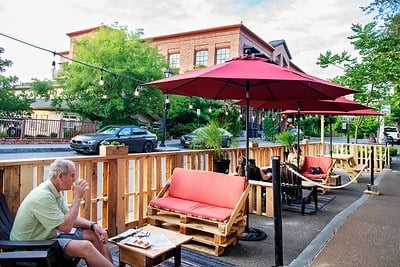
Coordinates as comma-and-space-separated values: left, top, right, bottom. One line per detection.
0, 0, 372, 82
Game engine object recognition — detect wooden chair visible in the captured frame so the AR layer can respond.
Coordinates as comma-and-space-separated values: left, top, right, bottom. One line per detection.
280, 163, 318, 215
0, 192, 80, 267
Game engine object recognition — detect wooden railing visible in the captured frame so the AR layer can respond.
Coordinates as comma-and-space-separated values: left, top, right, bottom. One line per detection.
0, 142, 386, 236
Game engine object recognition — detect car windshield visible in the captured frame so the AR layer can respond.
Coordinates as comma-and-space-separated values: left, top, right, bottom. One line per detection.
97, 126, 121, 134
385, 127, 397, 132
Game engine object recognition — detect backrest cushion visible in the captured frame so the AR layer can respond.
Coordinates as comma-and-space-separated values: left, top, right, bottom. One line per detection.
302, 156, 333, 174
168, 168, 247, 209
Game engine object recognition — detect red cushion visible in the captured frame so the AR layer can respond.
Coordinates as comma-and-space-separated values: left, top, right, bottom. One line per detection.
167, 168, 246, 209
302, 156, 332, 175
149, 196, 234, 222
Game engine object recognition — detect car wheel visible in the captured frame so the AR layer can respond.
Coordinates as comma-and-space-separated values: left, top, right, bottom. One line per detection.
224, 139, 232, 148
143, 142, 153, 153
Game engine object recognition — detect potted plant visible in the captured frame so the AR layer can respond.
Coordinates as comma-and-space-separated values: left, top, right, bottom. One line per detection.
190, 120, 233, 173
99, 140, 128, 156
274, 130, 296, 160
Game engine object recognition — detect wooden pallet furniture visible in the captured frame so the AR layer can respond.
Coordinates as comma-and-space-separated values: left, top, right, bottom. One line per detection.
147, 167, 250, 256
300, 156, 334, 193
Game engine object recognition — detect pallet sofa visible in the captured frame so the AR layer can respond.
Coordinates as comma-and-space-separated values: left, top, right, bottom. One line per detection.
300, 156, 336, 193
147, 167, 250, 256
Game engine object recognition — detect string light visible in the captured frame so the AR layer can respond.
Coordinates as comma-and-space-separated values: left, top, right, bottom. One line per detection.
165, 96, 169, 104
99, 72, 104, 86
208, 106, 212, 113
134, 86, 140, 96
51, 52, 56, 71
0, 32, 146, 85
189, 97, 193, 109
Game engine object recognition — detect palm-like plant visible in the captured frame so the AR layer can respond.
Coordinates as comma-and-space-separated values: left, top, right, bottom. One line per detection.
191, 120, 228, 160
275, 130, 296, 151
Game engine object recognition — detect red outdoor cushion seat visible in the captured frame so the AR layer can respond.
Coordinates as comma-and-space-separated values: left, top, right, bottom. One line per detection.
150, 196, 234, 222
149, 167, 247, 222
301, 156, 333, 180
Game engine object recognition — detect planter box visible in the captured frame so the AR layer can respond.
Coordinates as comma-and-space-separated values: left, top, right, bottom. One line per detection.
250, 142, 259, 148
99, 145, 128, 156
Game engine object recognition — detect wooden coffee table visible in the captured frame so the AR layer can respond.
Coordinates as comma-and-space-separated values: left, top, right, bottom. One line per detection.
111, 224, 192, 267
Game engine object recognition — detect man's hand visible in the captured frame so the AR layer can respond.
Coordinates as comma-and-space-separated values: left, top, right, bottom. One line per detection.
93, 224, 109, 244
73, 179, 89, 200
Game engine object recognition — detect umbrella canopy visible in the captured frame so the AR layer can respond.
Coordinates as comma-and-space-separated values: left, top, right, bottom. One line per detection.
282, 105, 381, 157
235, 97, 370, 112
146, 55, 355, 101
146, 55, 355, 170
282, 108, 381, 116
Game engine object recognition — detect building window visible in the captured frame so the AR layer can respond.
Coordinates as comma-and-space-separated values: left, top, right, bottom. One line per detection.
195, 50, 208, 66
168, 53, 180, 69
216, 48, 230, 64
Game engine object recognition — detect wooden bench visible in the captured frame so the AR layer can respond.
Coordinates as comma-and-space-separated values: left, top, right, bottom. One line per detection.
147, 168, 250, 256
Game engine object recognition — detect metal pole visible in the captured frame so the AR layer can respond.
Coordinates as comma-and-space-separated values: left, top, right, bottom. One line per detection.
370, 146, 374, 185
346, 122, 350, 144
159, 100, 167, 147
272, 156, 283, 266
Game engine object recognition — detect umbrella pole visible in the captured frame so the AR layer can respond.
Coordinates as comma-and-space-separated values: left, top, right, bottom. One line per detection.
240, 82, 267, 242
296, 102, 301, 168
329, 116, 333, 158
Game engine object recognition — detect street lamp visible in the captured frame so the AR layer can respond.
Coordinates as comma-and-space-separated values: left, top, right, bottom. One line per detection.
159, 68, 173, 147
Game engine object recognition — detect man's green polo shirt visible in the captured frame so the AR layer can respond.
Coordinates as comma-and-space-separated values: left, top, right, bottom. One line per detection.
10, 180, 69, 240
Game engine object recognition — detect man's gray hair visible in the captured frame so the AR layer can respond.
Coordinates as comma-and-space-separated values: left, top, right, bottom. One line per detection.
49, 159, 74, 180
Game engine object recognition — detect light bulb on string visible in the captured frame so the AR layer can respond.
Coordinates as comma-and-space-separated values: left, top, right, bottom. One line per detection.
51, 51, 56, 71
208, 106, 212, 113
189, 103, 193, 109
134, 85, 141, 97
99, 69, 104, 86
99, 76, 104, 86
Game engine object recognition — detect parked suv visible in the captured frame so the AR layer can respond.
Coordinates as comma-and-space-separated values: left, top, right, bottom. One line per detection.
382, 126, 399, 144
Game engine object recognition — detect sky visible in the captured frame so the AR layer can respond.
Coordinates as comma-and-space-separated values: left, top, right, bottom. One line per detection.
0, 0, 374, 83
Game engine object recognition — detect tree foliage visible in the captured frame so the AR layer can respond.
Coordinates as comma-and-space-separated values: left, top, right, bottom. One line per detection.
166, 96, 242, 138
0, 47, 33, 117
56, 24, 167, 127
317, 1, 400, 138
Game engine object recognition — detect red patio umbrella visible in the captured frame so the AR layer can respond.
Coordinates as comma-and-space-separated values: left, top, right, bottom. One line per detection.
235, 97, 370, 112
146, 55, 356, 244
282, 106, 381, 157
235, 97, 371, 161
147, 55, 355, 170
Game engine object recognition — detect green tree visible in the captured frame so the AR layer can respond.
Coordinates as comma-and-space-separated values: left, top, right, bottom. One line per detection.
0, 47, 33, 117
56, 24, 167, 127
166, 96, 241, 138
317, 2, 400, 139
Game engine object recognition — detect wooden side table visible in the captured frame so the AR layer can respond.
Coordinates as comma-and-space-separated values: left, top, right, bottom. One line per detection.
111, 225, 192, 267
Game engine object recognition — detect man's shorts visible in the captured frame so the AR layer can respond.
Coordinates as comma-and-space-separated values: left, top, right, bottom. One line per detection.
57, 227, 84, 253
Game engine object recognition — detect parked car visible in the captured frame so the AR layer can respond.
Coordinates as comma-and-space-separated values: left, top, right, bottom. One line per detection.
381, 126, 399, 144
70, 125, 158, 154
180, 128, 233, 148
288, 128, 305, 140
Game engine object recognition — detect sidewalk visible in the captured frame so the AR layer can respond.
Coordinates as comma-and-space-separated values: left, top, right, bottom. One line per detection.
297, 158, 400, 267
0, 143, 71, 153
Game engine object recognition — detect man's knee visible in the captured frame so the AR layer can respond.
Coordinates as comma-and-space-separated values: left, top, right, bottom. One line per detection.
65, 239, 97, 258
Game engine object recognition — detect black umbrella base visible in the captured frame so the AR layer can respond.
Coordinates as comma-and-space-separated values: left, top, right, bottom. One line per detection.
239, 227, 267, 241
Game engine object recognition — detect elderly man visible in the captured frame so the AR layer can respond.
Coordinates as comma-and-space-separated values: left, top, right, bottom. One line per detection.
11, 159, 113, 267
